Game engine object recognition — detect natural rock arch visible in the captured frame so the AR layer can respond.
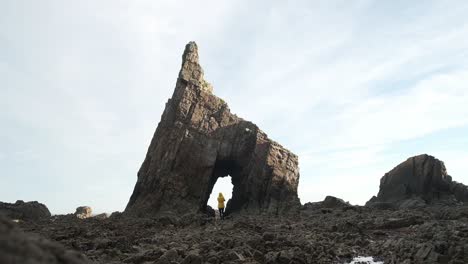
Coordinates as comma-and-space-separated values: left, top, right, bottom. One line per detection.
125, 42, 301, 216
202, 160, 238, 214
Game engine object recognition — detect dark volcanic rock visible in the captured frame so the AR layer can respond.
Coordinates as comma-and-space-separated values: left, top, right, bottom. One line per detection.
17, 206, 468, 264
0, 216, 90, 264
367, 154, 468, 208
125, 42, 300, 216
0, 200, 51, 221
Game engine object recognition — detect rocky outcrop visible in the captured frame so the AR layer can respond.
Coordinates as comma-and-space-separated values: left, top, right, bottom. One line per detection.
303, 196, 352, 212
125, 42, 300, 216
0, 200, 51, 221
0, 215, 91, 264
74, 206, 92, 219
367, 154, 468, 208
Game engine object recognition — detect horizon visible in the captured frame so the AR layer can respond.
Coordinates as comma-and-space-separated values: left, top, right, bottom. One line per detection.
2, 1, 468, 215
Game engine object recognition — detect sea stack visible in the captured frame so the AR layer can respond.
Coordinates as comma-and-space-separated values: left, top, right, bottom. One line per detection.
125, 42, 301, 216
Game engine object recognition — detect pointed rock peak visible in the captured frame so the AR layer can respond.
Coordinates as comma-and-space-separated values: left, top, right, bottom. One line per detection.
125, 42, 301, 217
182, 41, 199, 64
178, 41, 213, 93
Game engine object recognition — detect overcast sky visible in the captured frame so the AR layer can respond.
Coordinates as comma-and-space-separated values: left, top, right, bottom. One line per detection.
1, 1, 468, 214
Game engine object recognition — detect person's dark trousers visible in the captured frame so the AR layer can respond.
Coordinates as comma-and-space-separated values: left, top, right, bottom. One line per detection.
219, 208, 224, 220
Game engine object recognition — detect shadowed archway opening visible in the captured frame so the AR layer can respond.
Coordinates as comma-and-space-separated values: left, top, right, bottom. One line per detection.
202, 159, 244, 215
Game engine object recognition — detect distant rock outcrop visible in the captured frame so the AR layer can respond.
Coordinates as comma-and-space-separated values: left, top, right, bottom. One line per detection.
303, 196, 352, 211
0, 200, 51, 221
125, 42, 301, 216
367, 154, 468, 208
74, 206, 92, 219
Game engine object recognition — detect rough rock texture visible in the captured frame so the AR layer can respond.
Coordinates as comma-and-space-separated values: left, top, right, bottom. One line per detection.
125, 42, 300, 216
0, 215, 91, 264
74, 206, 93, 219
18, 206, 468, 264
0, 200, 51, 221
367, 154, 468, 208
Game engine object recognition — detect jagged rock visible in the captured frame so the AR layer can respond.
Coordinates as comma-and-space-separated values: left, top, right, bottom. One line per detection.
366, 154, 468, 208
15, 206, 468, 264
0, 215, 91, 264
125, 42, 300, 216
74, 206, 92, 219
0, 200, 51, 221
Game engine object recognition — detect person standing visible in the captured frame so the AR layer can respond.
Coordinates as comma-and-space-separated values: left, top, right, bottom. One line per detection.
217, 192, 225, 220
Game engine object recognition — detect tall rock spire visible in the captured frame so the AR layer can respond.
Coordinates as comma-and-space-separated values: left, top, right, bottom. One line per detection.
178, 41, 212, 92
125, 42, 300, 216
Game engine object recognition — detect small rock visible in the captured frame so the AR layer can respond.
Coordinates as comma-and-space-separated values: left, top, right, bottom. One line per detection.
74, 206, 92, 219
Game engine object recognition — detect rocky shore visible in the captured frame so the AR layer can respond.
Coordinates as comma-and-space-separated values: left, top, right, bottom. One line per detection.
2, 202, 466, 264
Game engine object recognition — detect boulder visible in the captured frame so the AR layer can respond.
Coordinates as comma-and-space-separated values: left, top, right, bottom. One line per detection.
0, 215, 91, 264
0, 200, 51, 221
302, 196, 351, 210
366, 154, 468, 208
125, 42, 301, 216
322, 196, 351, 208
74, 206, 92, 219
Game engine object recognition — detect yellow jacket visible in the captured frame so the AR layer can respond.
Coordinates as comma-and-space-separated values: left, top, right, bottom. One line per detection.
217, 193, 225, 209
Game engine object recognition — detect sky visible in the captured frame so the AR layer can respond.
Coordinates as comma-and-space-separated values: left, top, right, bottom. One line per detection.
1, 1, 468, 214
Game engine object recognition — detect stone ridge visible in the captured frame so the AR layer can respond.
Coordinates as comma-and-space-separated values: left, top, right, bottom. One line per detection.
125, 41, 300, 216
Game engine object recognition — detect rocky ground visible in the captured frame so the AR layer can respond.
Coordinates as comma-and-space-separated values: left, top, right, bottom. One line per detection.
11, 204, 468, 264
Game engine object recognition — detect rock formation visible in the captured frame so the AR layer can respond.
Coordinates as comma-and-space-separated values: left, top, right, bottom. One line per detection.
367, 154, 468, 208
18, 205, 468, 263
0, 215, 91, 264
302, 196, 352, 211
74, 206, 92, 219
0, 200, 51, 221
125, 42, 300, 216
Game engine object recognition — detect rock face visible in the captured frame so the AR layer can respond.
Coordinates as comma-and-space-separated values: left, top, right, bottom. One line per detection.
367, 154, 468, 208
74, 206, 92, 219
0, 200, 51, 221
125, 42, 300, 216
0, 216, 91, 264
